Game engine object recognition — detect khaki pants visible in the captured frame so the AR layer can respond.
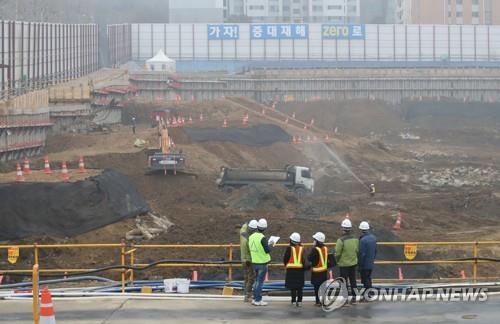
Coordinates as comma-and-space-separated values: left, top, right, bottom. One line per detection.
242, 262, 255, 299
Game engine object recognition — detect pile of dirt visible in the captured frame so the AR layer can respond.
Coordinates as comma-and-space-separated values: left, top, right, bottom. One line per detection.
226, 184, 298, 212
184, 124, 291, 147
0, 169, 149, 240
419, 167, 498, 188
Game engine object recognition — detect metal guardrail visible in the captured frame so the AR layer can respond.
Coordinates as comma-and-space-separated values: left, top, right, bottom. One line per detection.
0, 241, 499, 293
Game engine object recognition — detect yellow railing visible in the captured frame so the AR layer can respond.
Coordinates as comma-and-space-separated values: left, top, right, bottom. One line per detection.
1, 241, 499, 293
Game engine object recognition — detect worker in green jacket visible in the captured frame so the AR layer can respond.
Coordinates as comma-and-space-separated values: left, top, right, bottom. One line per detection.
335, 218, 359, 304
249, 218, 272, 306
240, 219, 258, 302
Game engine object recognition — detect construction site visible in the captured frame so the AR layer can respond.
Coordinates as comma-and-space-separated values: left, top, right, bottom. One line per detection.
2, 7, 500, 324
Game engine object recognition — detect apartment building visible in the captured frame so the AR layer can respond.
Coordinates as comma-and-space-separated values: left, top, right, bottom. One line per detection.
395, 0, 500, 24
227, 0, 360, 23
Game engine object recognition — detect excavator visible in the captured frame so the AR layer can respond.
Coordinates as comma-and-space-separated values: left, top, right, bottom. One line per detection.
146, 118, 186, 175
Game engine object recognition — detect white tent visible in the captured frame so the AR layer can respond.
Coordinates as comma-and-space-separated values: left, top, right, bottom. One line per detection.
145, 50, 176, 73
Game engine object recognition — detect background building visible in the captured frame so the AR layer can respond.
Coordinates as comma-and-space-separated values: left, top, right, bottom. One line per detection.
169, 0, 224, 23
395, 0, 500, 24
227, 0, 360, 23
360, 0, 396, 23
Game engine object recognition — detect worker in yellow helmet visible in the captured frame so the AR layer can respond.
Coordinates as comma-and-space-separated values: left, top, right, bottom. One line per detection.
283, 232, 305, 307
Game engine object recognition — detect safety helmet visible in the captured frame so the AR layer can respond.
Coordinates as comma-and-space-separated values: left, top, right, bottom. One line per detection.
359, 221, 370, 231
312, 232, 325, 243
257, 218, 268, 230
341, 219, 352, 229
289, 232, 301, 243
248, 219, 258, 229
370, 184, 375, 187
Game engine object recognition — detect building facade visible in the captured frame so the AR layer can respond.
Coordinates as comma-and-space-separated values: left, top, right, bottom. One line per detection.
227, 0, 360, 23
169, 0, 224, 23
396, 0, 500, 24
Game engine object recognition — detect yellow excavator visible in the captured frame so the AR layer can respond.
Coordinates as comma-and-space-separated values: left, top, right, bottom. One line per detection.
146, 118, 186, 174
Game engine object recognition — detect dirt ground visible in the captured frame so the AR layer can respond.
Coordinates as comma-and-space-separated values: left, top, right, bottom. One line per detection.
2, 97, 500, 281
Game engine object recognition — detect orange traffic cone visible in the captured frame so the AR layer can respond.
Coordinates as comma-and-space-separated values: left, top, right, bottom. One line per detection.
78, 156, 86, 173
222, 119, 228, 128
191, 270, 198, 281
43, 156, 53, 174
325, 134, 330, 141
61, 161, 70, 182
303, 125, 307, 130
199, 113, 204, 122
172, 118, 178, 127
291, 112, 296, 119
261, 108, 266, 115
40, 287, 56, 324
398, 267, 404, 281
188, 115, 193, 124
345, 212, 351, 219
292, 136, 297, 144
23, 157, 31, 175
393, 213, 402, 230
15, 163, 25, 182
460, 270, 466, 280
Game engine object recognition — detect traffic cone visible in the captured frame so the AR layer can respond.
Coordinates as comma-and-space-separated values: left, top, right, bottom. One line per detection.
188, 115, 193, 124
77, 156, 86, 173
172, 118, 177, 127
303, 125, 307, 130
325, 134, 330, 141
460, 270, 466, 280
182, 117, 186, 125
398, 267, 404, 281
166, 118, 171, 127
199, 113, 204, 121
15, 163, 25, 182
306, 135, 311, 143
242, 114, 248, 126
222, 119, 228, 128
23, 157, 31, 175
292, 136, 297, 144
61, 161, 70, 182
310, 119, 315, 126
43, 156, 52, 174
261, 108, 266, 115
393, 213, 402, 230
191, 270, 198, 281
177, 117, 182, 126
292, 112, 296, 119
40, 287, 56, 324
345, 212, 351, 219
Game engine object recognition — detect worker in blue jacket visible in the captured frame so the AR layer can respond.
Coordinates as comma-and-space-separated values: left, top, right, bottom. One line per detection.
358, 221, 377, 300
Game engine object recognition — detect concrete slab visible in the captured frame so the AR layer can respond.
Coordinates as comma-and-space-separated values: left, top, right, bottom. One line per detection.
0, 296, 498, 323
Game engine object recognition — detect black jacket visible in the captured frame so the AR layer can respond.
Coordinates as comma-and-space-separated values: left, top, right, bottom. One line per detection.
283, 244, 305, 289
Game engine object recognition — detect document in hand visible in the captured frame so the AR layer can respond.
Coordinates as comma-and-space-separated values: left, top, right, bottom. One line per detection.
268, 236, 280, 246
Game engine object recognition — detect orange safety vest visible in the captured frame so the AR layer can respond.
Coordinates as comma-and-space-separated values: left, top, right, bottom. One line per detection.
286, 246, 304, 269
312, 246, 328, 272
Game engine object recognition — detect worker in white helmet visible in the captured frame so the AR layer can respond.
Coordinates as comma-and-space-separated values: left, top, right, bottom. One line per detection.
249, 218, 272, 306
239, 219, 258, 302
335, 218, 359, 304
358, 221, 377, 301
283, 232, 305, 307
308, 232, 329, 306
369, 184, 375, 197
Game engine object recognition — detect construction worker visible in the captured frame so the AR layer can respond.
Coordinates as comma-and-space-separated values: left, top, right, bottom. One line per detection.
240, 219, 258, 303
308, 232, 328, 306
335, 219, 359, 304
249, 218, 271, 306
369, 184, 375, 197
283, 232, 305, 307
358, 221, 377, 301
131, 116, 137, 134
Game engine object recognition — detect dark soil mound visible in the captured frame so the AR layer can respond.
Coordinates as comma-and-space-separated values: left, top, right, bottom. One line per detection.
0, 169, 149, 240
184, 124, 291, 147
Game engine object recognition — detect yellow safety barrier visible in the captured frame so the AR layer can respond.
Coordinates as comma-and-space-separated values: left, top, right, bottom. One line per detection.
32, 264, 39, 324
0, 241, 499, 291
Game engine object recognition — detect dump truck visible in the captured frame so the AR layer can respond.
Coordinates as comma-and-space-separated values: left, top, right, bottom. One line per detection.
216, 165, 314, 196
146, 120, 186, 174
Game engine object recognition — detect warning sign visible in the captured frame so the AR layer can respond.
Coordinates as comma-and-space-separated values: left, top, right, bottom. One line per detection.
404, 244, 417, 261
7, 246, 19, 264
